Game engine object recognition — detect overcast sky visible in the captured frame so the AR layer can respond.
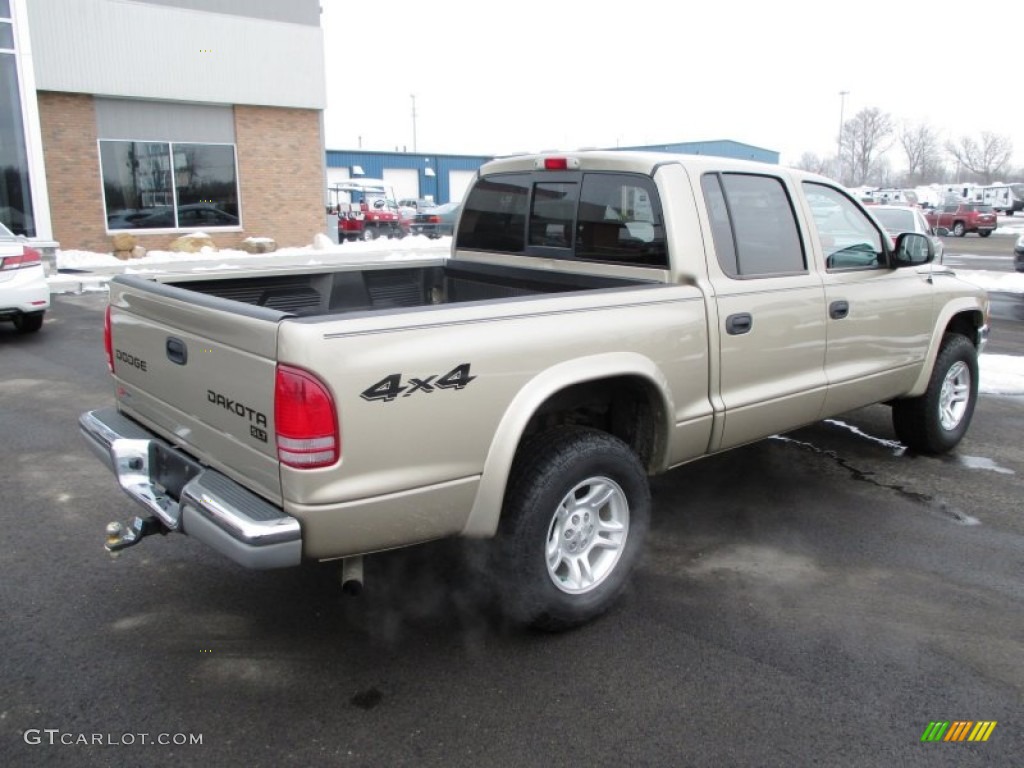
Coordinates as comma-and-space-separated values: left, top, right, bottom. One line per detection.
320, 0, 1022, 171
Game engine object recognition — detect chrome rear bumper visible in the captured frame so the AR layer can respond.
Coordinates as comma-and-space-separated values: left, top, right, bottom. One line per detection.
80, 407, 301, 569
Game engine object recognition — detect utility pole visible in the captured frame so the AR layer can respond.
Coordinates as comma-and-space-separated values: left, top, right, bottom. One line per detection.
836, 90, 849, 185
410, 94, 417, 153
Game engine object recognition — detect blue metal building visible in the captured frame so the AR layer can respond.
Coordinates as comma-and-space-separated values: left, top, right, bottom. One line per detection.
325, 139, 778, 205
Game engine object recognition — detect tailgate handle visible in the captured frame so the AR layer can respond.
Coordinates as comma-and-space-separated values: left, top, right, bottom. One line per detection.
166, 337, 188, 366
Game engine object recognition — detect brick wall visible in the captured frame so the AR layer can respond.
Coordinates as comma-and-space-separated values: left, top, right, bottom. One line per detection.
234, 105, 324, 248
36, 93, 324, 253
37, 92, 108, 253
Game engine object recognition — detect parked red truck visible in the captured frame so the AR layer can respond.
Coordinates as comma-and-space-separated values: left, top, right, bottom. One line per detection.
924, 202, 997, 237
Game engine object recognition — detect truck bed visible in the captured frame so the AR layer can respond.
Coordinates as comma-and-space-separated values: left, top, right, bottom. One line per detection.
162, 260, 651, 317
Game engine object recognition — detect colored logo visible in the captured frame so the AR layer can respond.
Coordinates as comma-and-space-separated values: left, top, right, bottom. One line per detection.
921, 721, 997, 742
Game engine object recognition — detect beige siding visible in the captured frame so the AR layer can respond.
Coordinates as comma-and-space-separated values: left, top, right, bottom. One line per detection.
27, 0, 325, 109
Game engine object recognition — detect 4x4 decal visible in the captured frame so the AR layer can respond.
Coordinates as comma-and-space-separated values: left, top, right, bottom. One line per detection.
360, 363, 475, 403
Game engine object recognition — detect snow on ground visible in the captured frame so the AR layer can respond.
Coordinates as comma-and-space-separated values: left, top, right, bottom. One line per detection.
955, 270, 1024, 294
979, 355, 1024, 396
995, 217, 1024, 237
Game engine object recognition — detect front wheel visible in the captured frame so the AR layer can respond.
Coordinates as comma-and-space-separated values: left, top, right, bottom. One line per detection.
892, 334, 978, 454
952, 221, 966, 237
362, 227, 377, 241
493, 427, 651, 631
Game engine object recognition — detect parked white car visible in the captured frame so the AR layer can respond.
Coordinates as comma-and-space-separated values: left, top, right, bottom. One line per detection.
0, 221, 49, 333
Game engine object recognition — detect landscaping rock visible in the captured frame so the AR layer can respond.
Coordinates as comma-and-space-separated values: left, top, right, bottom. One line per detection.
170, 233, 217, 253
241, 237, 277, 254
112, 233, 136, 251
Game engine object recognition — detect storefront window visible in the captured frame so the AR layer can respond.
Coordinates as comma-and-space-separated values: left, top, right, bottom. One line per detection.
101, 140, 240, 230
0, 50, 35, 237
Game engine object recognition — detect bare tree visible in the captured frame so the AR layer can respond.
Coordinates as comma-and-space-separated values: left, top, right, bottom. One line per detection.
841, 107, 894, 186
897, 122, 941, 185
945, 132, 1014, 184
791, 152, 832, 176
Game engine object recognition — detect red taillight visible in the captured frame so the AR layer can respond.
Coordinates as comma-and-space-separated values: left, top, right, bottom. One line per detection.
104, 305, 114, 373
428, 215, 440, 224
0, 246, 41, 271
274, 365, 339, 469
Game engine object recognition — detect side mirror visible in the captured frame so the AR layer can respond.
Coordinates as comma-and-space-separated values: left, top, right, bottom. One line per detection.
892, 232, 935, 267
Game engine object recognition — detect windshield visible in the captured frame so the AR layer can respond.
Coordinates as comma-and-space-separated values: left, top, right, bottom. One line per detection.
872, 208, 915, 232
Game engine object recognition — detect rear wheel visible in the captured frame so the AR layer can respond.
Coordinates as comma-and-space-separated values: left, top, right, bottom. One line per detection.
493, 427, 650, 631
362, 227, 377, 241
892, 334, 978, 454
13, 312, 44, 334
979, 230, 992, 238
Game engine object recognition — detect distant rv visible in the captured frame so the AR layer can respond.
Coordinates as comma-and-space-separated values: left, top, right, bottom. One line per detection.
871, 188, 919, 206
977, 183, 1024, 215
940, 183, 981, 204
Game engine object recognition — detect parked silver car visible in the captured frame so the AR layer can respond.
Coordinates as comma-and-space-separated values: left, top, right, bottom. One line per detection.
869, 205, 945, 264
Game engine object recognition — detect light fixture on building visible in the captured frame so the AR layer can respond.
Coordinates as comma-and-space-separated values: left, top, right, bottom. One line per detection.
424, 167, 435, 177
352, 165, 365, 176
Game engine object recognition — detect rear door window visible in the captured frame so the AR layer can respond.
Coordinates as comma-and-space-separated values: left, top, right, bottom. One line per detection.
703, 172, 806, 277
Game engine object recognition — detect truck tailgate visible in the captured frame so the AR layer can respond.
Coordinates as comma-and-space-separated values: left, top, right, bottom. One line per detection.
108, 276, 284, 504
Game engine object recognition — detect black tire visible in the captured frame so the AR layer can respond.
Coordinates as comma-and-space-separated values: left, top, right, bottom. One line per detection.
892, 334, 978, 454
362, 227, 377, 241
952, 221, 966, 237
13, 312, 44, 334
978, 230, 991, 238
493, 427, 651, 631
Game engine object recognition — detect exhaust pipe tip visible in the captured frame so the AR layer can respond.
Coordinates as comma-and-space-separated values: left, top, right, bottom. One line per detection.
340, 556, 364, 597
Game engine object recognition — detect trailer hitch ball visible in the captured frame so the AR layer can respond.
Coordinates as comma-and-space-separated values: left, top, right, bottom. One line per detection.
104, 515, 162, 554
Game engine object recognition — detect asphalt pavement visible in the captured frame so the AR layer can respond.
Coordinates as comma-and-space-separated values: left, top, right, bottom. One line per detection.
0, 294, 1021, 767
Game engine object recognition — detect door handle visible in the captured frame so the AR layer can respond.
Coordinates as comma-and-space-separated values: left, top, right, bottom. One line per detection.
166, 337, 188, 365
829, 300, 849, 320
725, 313, 753, 335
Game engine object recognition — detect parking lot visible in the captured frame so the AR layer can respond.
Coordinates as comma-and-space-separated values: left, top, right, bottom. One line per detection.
0, 281, 1021, 767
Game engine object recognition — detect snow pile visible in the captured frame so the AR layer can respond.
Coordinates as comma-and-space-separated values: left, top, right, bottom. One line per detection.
979, 355, 1024, 396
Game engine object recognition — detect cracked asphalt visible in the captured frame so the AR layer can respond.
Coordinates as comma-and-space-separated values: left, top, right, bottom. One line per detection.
0, 292, 1021, 767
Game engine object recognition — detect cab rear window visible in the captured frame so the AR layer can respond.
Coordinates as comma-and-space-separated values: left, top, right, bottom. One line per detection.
456, 171, 668, 268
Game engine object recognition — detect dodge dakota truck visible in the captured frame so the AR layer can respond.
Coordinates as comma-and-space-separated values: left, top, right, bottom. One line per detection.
80, 151, 989, 630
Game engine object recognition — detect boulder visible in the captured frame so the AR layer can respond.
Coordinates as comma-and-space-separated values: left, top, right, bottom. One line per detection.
170, 232, 217, 253
112, 233, 136, 251
241, 237, 277, 254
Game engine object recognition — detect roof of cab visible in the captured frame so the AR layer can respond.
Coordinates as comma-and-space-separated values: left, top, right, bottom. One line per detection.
479, 150, 829, 185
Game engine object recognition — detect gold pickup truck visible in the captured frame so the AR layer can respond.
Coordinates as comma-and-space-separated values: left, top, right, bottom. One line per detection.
80, 151, 989, 630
